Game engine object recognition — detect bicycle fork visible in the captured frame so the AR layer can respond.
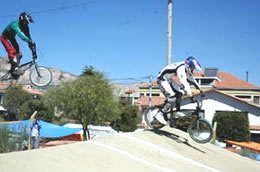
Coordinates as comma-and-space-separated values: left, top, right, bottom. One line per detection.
34, 64, 42, 78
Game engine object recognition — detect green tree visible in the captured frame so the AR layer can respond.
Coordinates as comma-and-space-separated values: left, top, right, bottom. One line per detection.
111, 103, 139, 132
19, 99, 53, 122
213, 111, 251, 142
45, 74, 120, 140
81, 65, 104, 78
3, 86, 32, 121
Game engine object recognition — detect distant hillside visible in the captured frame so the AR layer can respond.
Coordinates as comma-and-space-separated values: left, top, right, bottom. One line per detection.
0, 57, 141, 94
0, 57, 77, 90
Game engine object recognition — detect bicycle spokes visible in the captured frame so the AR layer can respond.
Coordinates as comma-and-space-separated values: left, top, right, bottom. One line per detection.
0, 73, 14, 90
29, 66, 52, 87
188, 119, 213, 144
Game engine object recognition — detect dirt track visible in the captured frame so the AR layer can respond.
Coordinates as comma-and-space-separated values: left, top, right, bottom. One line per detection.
0, 127, 259, 172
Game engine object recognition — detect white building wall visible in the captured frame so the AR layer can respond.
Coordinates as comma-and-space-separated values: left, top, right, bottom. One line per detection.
248, 114, 260, 126
181, 92, 260, 127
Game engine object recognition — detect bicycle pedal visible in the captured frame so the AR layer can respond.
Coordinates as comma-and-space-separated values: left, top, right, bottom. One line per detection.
11, 74, 20, 80
13, 72, 24, 76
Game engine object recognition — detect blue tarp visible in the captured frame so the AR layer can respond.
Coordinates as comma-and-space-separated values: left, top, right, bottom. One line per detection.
0, 120, 82, 138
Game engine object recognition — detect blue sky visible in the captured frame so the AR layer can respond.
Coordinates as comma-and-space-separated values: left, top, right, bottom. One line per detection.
0, 0, 260, 86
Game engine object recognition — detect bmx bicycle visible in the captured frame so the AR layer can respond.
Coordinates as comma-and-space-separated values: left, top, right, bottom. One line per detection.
144, 93, 213, 144
0, 52, 52, 90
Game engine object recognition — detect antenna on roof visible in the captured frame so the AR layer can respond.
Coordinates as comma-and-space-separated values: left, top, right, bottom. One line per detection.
246, 71, 249, 82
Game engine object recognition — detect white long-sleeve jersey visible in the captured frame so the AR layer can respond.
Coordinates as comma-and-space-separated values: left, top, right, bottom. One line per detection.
157, 61, 200, 96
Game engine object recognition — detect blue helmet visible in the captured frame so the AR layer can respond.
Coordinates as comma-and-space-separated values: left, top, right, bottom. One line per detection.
185, 56, 202, 71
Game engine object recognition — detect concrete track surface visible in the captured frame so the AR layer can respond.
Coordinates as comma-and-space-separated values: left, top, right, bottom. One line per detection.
0, 127, 259, 172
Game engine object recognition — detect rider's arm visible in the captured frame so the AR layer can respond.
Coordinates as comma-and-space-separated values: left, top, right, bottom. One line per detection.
13, 21, 36, 57
20, 24, 35, 51
186, 70, 204, 97
186, 71, 201, 90
12, 21, 32, 43
177, 65, 193, 96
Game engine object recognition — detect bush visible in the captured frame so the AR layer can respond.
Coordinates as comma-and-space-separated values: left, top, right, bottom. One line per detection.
0, 125, 28, 153
19, 99, 53, 122
111, 103, 138, 132
0, 127, 9, 153
3, 86, 32, 121
213, 111, 251, 142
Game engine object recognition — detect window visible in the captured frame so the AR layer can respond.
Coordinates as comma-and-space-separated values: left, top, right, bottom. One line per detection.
200, 79, 214, 86
235, 95, 251, 99
140, 93, 160, 97
253, 96, 260, 104
146, 93, 160, 96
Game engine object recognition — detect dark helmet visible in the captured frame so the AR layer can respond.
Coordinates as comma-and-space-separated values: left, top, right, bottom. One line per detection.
19, 12, 34, 23
185, 56, 202, 71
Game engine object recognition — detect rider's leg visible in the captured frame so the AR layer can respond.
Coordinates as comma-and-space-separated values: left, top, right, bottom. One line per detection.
169, 80, 185, 110
156, 79, 177, 125
168, 81, 187, 117
8, 55, 23, 78
175, 92, 183, 111
12, 53, 23, 75
161, 96, 176, 112
8, 56, 17, 74
1, 36, 22, 76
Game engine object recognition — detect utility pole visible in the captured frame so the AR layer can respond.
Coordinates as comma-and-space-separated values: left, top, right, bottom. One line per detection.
167, 0, 173, 65
148, 75, 153, 108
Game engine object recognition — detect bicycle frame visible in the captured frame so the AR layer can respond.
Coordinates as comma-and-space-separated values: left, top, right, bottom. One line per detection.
162, 94, 204, 121
144, 93, 213, 143
0, 59, 39, 81
18, 59, 36, 72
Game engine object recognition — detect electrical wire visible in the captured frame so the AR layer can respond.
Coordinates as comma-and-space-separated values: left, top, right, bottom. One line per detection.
0, 0, 99, 18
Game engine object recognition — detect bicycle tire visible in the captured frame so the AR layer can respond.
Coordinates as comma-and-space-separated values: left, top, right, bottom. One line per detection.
188, 119, 213, 144
0, 72, 13, 90
144, 106, 165, 130
29, 66, 52, 87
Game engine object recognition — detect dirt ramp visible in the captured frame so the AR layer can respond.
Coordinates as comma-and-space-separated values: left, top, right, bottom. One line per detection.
0, 127, 259, 172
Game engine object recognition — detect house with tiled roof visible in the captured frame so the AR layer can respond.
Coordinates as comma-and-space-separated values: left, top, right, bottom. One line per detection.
137, 68, 260, 106
127, 68, 260, 141
195, 68, 260, 105
0, 84, 43, 115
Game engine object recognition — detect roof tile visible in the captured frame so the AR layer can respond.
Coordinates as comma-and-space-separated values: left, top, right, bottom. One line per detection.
136, 96, 165, 107
214, 72, 258, 89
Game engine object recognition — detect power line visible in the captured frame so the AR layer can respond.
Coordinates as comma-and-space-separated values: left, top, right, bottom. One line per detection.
0, 0, 99, 18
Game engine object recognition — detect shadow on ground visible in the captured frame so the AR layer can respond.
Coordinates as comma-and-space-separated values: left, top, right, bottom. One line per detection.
151, 129, 206, 153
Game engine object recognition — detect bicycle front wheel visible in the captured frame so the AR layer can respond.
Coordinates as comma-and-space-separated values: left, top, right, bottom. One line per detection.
144, 106, 165, 130
188, 119, 213, 144
29, 66, 52, 87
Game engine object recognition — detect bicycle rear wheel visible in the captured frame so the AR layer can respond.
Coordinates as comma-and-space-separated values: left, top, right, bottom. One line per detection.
0, 72, 13, 90
188, 119, 213, 144
144, 106, 165, 130
29, 66, 52, 87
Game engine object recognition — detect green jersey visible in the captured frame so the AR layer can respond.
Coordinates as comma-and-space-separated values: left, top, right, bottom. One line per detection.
2, 20, 32, 43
